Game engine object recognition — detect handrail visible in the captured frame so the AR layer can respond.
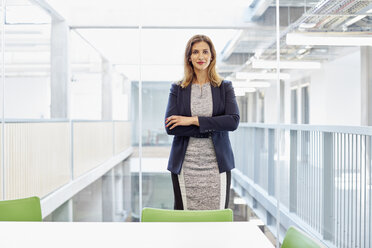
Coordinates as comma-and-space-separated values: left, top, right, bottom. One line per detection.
3, 119, 131, 123
239, 122, 372, 135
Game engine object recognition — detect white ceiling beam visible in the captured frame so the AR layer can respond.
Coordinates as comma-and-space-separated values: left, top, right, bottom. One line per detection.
30, 0, 65, 22
244, 0, 272, 22
70, 25, 252, 30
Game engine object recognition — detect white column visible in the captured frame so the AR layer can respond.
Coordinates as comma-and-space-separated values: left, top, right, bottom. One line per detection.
50, 18, 70, 119
102, 169, 115, 221
361, 47, 372, 126
49, 199, 73, 222
122, 160, 132, 220
102, 59, 113, 120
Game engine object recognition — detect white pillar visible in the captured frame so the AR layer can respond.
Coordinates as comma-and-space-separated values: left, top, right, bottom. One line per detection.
49, 199, 73, 222
122, 160, 132, 220
102, 59, 113, 120
50, 18, 70, 119
102, 169, 115, 221
361, 47, 372, 126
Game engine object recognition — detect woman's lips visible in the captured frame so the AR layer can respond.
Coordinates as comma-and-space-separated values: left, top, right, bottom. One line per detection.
197, 62, 204, 65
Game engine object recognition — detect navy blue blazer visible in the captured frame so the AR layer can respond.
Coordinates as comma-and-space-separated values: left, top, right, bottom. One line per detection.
165, 80, 240, 174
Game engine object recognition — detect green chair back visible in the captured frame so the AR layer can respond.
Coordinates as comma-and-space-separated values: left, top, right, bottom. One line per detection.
141, 208, 233, 222
0, 196, 42, 221
282, 226, 325, 248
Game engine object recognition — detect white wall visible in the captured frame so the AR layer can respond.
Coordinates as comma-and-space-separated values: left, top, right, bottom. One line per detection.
1, 72, 128, 121
309, 49, 361, 125
264, 81, 279, 124
71, 73, 102, 120
112, 74, 130, 121
264, 48, 362, 126
3, 77, 50, 119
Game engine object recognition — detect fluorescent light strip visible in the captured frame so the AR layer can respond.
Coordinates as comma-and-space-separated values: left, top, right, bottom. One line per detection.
232, 80, 270, 88
345, 15, 366, 27
345, 8, 372, 27
234, 87, 256, 96
234, 90, 246, 96
252, 60, 321, 69
286, 32, 372, 46
298, 23, 316, 29
236, 72, 290, 80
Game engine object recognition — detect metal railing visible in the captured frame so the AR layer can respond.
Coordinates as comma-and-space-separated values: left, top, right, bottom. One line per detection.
230, 123, 372, 248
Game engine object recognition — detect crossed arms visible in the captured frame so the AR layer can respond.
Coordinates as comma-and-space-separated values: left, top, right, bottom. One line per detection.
164, 82, 240, 137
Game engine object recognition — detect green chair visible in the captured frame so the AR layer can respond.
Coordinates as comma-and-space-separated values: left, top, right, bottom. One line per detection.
282, 226, 325, 248
141, 208, 233, 222
0, 196, 42, 221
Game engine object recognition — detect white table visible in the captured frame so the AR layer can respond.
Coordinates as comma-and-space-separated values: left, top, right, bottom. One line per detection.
0, 221, 274, 248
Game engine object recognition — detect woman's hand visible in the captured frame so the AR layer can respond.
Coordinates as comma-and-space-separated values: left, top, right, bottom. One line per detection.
165, 116, 199, 130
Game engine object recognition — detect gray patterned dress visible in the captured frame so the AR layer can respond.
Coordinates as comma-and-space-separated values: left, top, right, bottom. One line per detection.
178, 82, 227, 210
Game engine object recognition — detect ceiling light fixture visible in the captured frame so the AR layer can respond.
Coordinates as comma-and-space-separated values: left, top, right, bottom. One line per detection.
252, 60, 321, 69
297, 48, 308, 54
236, 72, 290, 80
344, 15, 366, 27
234, 87, 256, 96
286, 32, 372, 46
232, 80, 270, 88
298, 23, 317, 29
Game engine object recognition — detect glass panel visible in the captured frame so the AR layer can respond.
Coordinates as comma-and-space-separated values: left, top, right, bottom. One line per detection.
69, 27, 137, 221
0, 0, 3, 201
4, 2, 51, 119
2, 0, 62, 204
279, 0, 372, 247
70, 30, 102, 120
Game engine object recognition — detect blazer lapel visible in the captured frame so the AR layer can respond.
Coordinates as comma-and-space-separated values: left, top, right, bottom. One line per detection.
183, 85, 192, 116
211, 85, 219, 116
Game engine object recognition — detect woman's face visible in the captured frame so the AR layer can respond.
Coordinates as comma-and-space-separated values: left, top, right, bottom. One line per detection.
189, 41, 212, 72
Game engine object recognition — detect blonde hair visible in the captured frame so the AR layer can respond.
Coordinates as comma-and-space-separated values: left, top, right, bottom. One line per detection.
180, 34, 223, 88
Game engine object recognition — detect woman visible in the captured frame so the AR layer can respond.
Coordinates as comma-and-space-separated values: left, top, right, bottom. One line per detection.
165, 34, 240, 210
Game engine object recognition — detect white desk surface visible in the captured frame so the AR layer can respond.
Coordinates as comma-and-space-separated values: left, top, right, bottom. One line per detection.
0, 221, 274, 248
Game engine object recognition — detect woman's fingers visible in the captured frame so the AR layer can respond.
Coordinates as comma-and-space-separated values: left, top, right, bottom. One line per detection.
165, 115, 177, 124
166, 115, 187, 129
166, 119, 177, 127
169, 123, 178, 130
166, 116, 178, 128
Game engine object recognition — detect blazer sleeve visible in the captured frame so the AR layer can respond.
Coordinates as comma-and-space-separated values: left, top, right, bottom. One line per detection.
164, 83, 208, 137
198, 82, 240, 133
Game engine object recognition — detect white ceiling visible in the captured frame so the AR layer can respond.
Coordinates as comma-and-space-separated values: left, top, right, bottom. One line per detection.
44, 0, 253, 27
76, 28, 239, 65
12, 0, 246, 81
76, 28, 239, 81
9, 0, 369, 82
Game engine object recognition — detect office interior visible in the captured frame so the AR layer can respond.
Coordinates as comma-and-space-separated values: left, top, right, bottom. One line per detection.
0, 0, 371, 247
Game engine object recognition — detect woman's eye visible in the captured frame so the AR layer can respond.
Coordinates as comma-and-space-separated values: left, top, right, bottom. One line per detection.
203, 51, 209, 54
193, 50, 198, 54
